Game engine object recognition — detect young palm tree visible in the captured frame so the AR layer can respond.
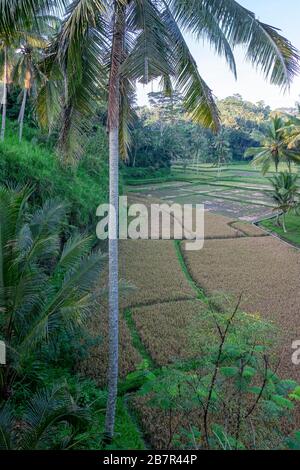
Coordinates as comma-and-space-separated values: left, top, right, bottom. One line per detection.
269, 172, 298, 232
0, 184, 105, 400
0, 384, 89, 449
213, 128, 232, 176
3, 0, 299, 439
245, 115, 300, 174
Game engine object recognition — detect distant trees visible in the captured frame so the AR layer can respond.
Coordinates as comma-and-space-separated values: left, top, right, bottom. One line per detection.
128, 94, 271, 168
212, 129, 232, 175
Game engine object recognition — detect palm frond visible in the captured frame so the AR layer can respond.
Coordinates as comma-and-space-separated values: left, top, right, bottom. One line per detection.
162, 5, 220, 130
40, 0, 109, 161
0, 403, 13, 450
35, 78, 61, 130
119, 75, 136, 159
56, 233, 93, 272
167, 0, 237, 78
19, 384, 89, 450
123, 0, 173, 82
174, 0, 300, 89
0, 0, 66, 39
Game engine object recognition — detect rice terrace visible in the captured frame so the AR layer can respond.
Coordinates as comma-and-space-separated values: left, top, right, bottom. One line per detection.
84, 161, 300, 449
3, 0, 300, 458
90, 162, 300, 448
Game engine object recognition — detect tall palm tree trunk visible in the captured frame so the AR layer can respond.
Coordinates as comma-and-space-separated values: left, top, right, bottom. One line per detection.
104, 2, 125, 440
282, 212, 287, 233
1, 46, 7, 142
18, 89, 27, 142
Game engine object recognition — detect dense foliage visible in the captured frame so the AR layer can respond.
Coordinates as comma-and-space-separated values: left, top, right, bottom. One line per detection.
0, 119, 109, 231
127, 93, 271, 169
0, 183, 144, 450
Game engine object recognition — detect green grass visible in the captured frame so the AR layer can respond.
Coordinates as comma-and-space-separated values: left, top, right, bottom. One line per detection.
101, 398, 146, 450
123, 309, 156, 368
259, 214, 300, 246
0, 121, 109, 230
174, 240, 207, 301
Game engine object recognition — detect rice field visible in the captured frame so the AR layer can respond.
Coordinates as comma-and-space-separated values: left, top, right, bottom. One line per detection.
182, 236, 300, 381
84, 163, 300, 446
131, 299, 205, 366
119, 240, 196, 307
230, 221, 268, 237
127, 163, 279, 221
80, 306, 143, 385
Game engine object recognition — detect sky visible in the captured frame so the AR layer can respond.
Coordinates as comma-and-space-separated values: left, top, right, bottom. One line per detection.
136, 0, 300, 110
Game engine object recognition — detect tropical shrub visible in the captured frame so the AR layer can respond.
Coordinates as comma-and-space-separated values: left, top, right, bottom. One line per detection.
0, 384, 90, 450
0, 184, 105, 400
139, 299, 300, 449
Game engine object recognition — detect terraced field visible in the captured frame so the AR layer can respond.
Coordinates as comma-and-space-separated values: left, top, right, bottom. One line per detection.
83, 163, 300, 448
126, 163, 300, 222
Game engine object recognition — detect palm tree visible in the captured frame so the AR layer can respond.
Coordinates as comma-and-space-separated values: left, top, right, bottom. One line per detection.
269, 172, 299, 232
245, 116, 300, 174
13, 32, 48, 141
282, 114, 300, 152
3, 0, 299, 439
212, 128, 232, 176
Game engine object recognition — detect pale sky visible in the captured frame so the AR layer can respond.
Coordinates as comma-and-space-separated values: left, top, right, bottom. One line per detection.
136, 0, 300, 109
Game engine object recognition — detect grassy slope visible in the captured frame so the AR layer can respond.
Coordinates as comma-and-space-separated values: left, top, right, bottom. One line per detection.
0, 121, 109, 229
260, 214, 300, 246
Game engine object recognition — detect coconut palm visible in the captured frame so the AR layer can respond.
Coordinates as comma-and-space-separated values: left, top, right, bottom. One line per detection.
0, 2, 62, 141
245, 116, 300, 174
0, 43, 9, 141
269, 172, 299, 232
0, 183, 105, 400
212, 128, 232, 176
2, 0, 299, 439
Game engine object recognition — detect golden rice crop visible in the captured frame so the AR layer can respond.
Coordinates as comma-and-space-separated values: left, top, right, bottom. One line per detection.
119, 240, 196, 307
131, 299, 206, 365
231, 221, 268, 237
200, 210, 243, 239
131, 395, 196, 449
79, 305, 142, 385
182, 236, 300, 381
